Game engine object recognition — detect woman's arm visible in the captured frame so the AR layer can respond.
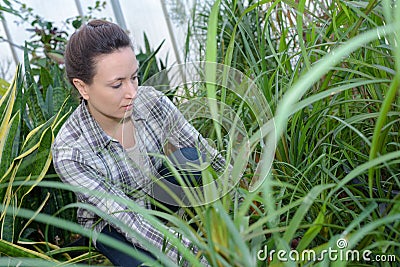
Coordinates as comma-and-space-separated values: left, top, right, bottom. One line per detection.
159, 95, 228, 173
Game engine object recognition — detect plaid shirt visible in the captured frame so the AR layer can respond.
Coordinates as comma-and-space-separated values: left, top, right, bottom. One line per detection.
52, 86, 222, 265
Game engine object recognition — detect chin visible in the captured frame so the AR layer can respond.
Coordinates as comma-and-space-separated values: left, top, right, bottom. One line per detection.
122, 110, 133, 119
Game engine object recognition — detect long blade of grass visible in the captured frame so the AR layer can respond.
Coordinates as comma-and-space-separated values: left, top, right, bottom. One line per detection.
205, 0, 222, 146
281, 184, 335, 243
0, 238, 58, 261
274, 23, 399, 138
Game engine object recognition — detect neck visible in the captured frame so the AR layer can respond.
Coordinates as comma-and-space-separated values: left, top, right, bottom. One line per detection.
85, 101, 131, 137
103, 117, 132, 138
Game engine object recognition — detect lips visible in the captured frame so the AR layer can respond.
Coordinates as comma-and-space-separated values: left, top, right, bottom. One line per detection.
122, 104, 133, 111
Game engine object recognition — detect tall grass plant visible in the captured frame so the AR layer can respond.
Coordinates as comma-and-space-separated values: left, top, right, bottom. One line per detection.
0, 0, 399, 266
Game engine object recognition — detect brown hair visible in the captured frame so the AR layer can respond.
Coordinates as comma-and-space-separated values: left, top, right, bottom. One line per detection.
64, 19, 133, 86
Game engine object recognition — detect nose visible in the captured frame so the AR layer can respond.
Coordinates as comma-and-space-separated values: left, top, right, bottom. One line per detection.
125, 80, 138, 99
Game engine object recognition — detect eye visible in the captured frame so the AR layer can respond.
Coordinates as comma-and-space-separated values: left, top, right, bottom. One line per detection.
111, 83, 122, 89
131, 75, 139, 82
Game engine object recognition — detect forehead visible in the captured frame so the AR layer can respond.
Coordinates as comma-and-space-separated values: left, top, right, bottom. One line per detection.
93, 47, 137, 77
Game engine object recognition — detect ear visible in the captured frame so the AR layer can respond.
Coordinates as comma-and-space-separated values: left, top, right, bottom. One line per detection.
72, 78, 90, 100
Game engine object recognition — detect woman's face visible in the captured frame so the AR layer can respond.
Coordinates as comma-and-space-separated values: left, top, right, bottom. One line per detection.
73, 46, 139, 127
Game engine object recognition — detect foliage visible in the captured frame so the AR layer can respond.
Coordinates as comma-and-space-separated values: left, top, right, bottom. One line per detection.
0, 78, 9, 95
1, 0, 400, 266
0, 0, 108, 69
0, 42, 78, 251
0, 1, 180, 264
161, 0, 400, 266
136, 32, 171, 95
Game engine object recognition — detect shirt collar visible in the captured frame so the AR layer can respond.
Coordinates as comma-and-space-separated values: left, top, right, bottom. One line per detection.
131, 86, 162, 121
78, 101, 113, 150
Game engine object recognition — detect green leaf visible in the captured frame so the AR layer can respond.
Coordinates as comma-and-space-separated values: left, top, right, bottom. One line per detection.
0, 111, 21, 178
39, 67, 52, 95
282, 184, 334, 244
23, 44, 34, 86
52, 86, 67, 113
0, 66, 18, 137
72, 19, 82, 29
0, 78, 9, 96
31, 127, 53, 177
205, 0, 222, 145
45, 85, 54, 116
19, 116, 53, 156
1, 208, 16, 242
14, 123, 54, 182
25, 84, 46, 127
205, 0, 220, 64
296, 205, 325, 251
0, 238, 57, 261
368, 72, 400, 197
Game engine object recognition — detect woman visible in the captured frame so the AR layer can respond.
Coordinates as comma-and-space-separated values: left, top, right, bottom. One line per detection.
52, 19, 224, 266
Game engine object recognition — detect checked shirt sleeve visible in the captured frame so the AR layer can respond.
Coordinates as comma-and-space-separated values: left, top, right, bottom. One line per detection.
52, 146, 209, 266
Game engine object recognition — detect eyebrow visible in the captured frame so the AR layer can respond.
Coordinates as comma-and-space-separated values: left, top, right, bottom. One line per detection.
107, 68, 139, 83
